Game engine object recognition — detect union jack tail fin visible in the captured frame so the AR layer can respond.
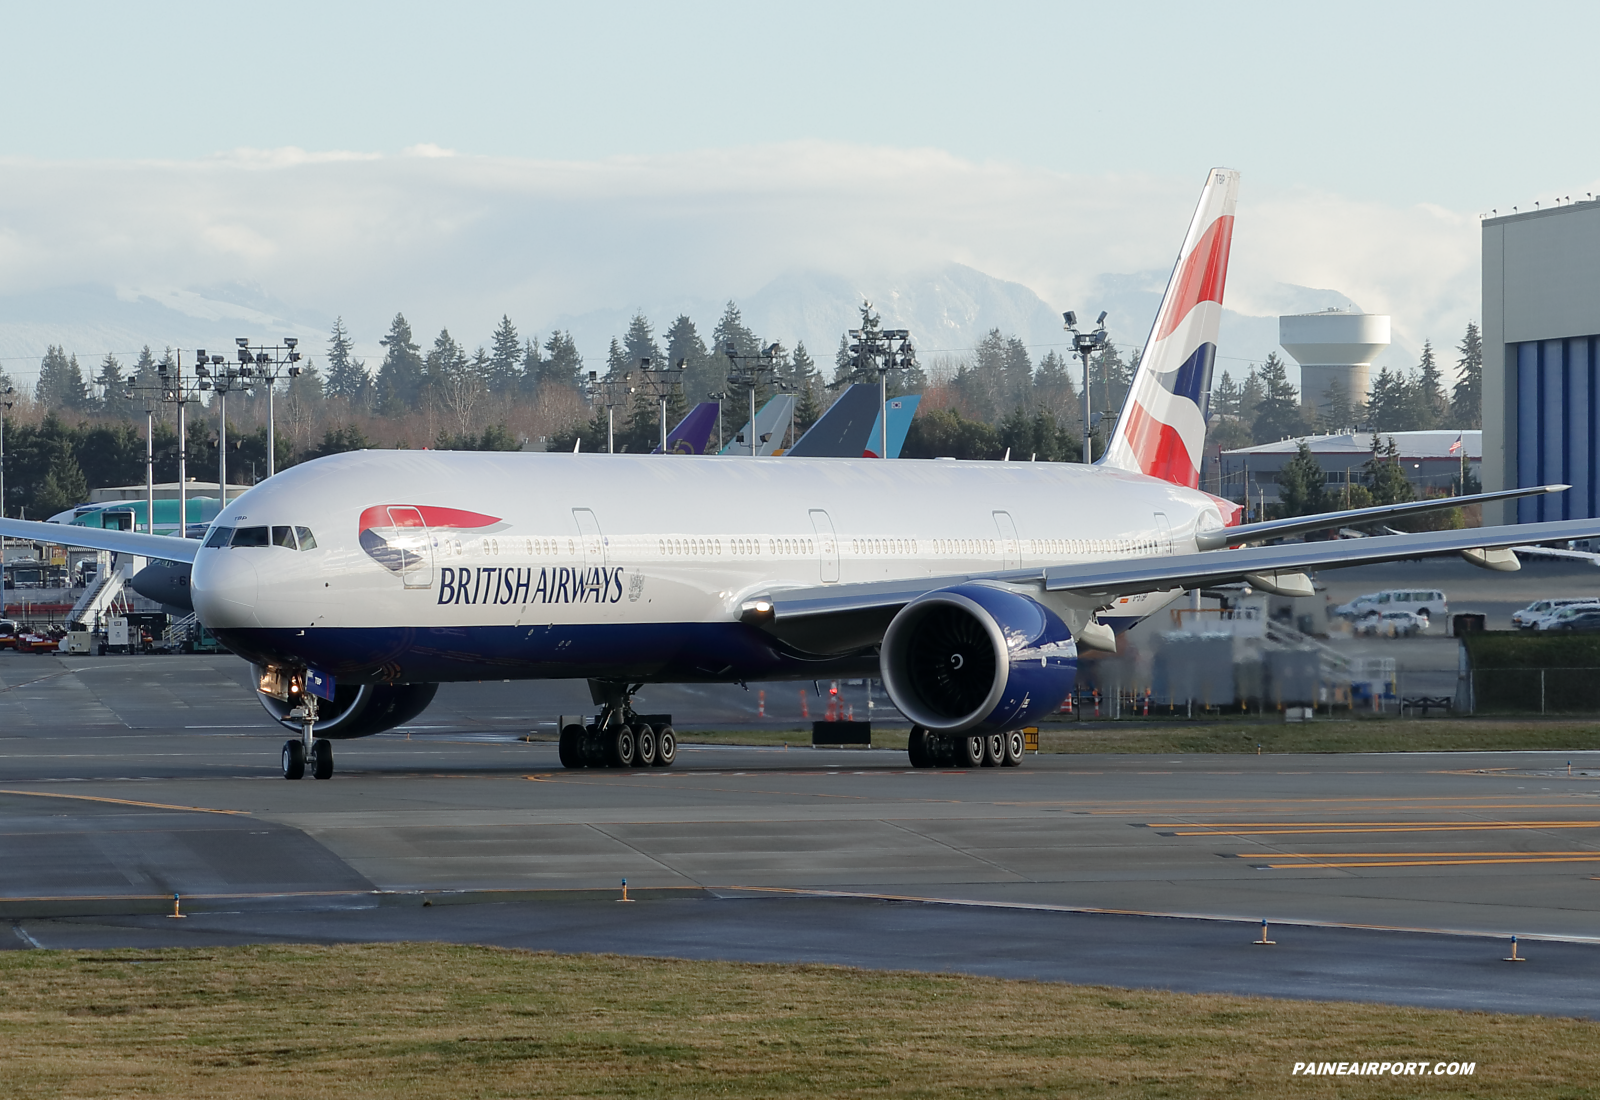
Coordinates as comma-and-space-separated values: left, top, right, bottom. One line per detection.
1102, 168, 1238, 488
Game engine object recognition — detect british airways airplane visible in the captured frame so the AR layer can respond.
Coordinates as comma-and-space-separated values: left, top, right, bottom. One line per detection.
2, 169, 1582, 780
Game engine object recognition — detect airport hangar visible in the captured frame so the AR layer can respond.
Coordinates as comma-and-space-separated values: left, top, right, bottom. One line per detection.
1483, 198, 1600, 525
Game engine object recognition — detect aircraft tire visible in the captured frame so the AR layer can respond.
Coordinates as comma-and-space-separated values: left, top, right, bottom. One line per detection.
1002, 729, 1025, 767
607, 725, 637, 768
281, 739, 306, 781
983, 732, 1005, 767
906, 726, 932, 768
959, 735, 985, 769
310, 738, 334, 780
582, 724, 608, 767
558, 724, 586, 769
653, 727, 677, 767
634, 724, 657, 767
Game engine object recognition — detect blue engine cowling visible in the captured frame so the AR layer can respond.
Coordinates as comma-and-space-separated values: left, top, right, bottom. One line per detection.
879, 583, 1077, 734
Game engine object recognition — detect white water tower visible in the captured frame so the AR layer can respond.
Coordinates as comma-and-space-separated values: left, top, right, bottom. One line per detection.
1279, 309, 1390, 417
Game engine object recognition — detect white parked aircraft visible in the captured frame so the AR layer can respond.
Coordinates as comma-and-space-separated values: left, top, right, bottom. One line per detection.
2, 168, 1583, 779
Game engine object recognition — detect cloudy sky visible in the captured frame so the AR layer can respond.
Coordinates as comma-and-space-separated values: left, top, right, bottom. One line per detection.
1, 1, 1594, 383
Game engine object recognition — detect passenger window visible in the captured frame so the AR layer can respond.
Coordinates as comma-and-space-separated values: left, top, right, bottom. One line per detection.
295, 526, 317, 550
204, 526, 233, 549
231, 526, 269, 547
272, 526, 296, 549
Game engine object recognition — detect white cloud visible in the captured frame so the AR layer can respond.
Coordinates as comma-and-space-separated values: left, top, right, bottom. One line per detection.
0, 145, 1483, 383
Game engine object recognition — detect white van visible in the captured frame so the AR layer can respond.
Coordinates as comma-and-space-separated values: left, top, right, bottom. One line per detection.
1512, 598, 1596, 629
1335, 589, 1448, 623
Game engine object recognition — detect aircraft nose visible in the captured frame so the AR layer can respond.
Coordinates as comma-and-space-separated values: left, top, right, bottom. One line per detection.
191, 551, 259, 628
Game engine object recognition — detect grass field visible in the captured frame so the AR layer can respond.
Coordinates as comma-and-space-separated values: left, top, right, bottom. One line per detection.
2, 944, 1593, 1098
669, 718, 1600, 756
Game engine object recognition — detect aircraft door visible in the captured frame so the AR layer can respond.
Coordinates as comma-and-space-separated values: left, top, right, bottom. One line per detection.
808, 509, 839, 583
386, 506, 433, 589
992, 511, 1021, 568
1154, 512, 1172, 555
572, 508, 607, 569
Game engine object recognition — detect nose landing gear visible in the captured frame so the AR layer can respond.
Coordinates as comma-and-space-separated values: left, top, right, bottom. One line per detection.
281, 692, 334, 780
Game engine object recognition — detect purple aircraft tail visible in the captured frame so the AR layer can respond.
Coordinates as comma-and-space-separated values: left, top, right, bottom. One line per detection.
653, 401, 721, 455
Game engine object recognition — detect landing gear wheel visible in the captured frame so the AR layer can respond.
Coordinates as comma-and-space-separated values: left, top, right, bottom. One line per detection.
653, 726, 677, 767
933, 734, 956, 768
959, 734, 985, 769
558, 723, 587, 769
983, 732, 1005, 767
1003, 729, 1025, 767
607, 724, 637, 768
906, 726, 933, 768
634, 724, 657, 767
310, 738, 334, 780
281, 739, 306, 780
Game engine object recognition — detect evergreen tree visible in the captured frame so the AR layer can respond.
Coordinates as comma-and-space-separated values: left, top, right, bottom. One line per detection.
425, 329, 480, 434
539, 331, 583, 391
487, 315, 522, 393
324, 317, 370, 404
790, 342, 824, 430
1411, 339, 1446, 430
1212, 370, 1242, 417
1277, 441, 1327, 517
622, 312, 661, 372
1319, 378, 1355, 432
1250, 353, 1312, 442
1238, 366, 1265, 425
832, 332, 854, 387
374, 313, 424, 416
605, 337, 630, 380
1033, 349, 1080, 426
35, 439, 89, 517
520, 337, 545, 397
129, 346, 161, 406
1363, 433, 1415, 505
711, 301, 759, 361
900, 408, 1003, 460
1001, 336, 1033, 410
665, 314, 714, 402
35, 345, 89, 410
1452, 320, 1482, 428
1365, 367, 1417, 432
93, 353, 126, 412
307, 424, 373, 459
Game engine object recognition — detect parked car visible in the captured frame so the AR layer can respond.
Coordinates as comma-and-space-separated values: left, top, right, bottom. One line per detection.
1537, 603, 1600, 631
1336, 589, 1447, 625
1354, 609, 1429, 637
1512, 598, 1597, 629
1549, 609, 1600, 632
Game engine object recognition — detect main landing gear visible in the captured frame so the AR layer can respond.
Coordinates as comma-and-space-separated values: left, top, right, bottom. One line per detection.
906, 725, 1024, 769
282, 692, 334, 780
559, 681, 677, 770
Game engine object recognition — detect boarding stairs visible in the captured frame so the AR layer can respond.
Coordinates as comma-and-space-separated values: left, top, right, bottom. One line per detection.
162, 613, 199, 650
66, 552, 142, 632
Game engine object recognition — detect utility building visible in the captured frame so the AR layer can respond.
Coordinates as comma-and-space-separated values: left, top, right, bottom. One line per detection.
1483, 200, 1600, 524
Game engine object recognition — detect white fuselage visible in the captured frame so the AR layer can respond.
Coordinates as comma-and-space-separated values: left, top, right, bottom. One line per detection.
190, 450, 1225, 683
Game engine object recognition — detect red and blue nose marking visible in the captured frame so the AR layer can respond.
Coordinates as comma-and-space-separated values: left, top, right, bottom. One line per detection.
357, 505, 502, 575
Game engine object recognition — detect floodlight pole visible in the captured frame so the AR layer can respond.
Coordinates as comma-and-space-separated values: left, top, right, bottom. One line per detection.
724, 344, 784, 458
1064, 311, 1109, 464
845, 304, 916, 459
0, 386, 11, 618
176, 352, 187, 536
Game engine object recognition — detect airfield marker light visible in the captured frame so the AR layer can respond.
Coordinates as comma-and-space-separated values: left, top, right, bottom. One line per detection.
1504, 935, 1525, 962
170, 892, 186, 919
619, 878, 633, 903
1254, 919, 1275, 945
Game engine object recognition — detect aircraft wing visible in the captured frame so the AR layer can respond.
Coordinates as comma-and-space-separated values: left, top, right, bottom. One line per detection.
0, 517, 200, 564
748, 516, 1600, 630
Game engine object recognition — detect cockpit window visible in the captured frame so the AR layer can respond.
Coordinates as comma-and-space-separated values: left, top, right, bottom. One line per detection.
272, 525, 297, 549
231, 526, 270, 547
204, 526, 233, 549
295, 526, 317, 550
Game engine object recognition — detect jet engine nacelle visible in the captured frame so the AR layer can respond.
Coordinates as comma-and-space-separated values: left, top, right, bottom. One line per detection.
253, 666, 439, 739
879, 583, 1077, 735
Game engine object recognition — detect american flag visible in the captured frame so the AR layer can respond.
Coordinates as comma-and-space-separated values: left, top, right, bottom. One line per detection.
1449, 432, 1463, 455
